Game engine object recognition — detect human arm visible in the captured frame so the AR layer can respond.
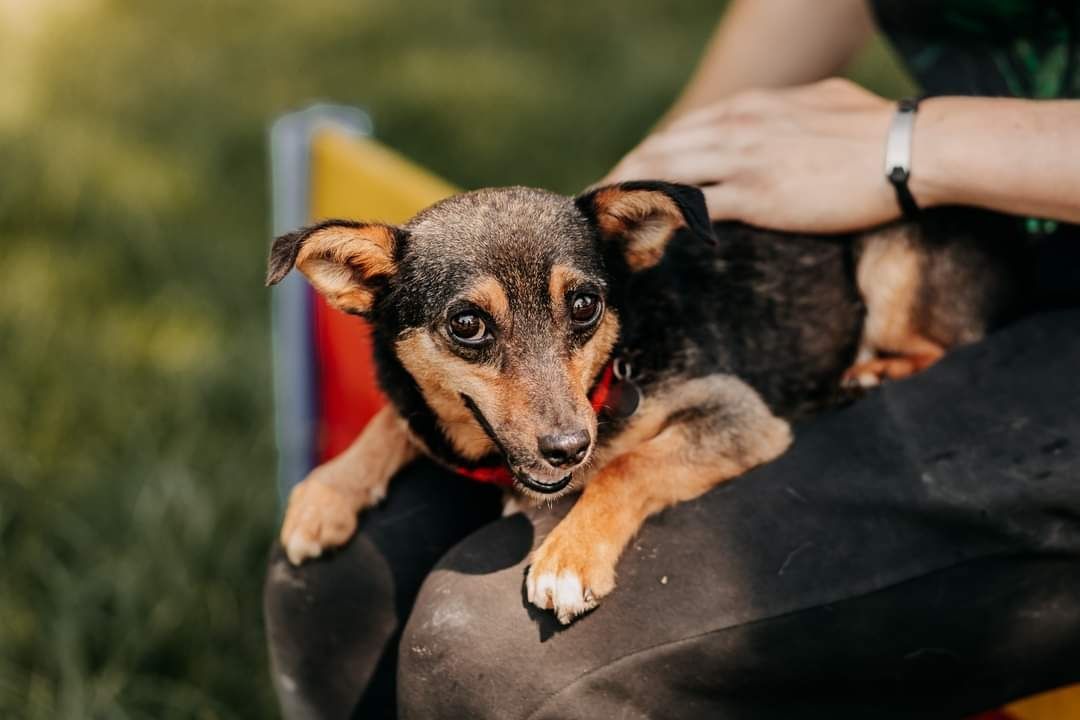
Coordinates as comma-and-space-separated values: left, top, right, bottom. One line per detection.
911, 95, 1080, 225
608, 79, 1080, 232
655, 0, 875, 126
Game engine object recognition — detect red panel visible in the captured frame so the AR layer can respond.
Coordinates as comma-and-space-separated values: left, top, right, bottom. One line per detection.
311, 291, 386, 463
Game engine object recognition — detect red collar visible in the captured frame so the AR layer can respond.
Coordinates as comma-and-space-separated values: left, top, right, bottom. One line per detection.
453, 360, 616, 487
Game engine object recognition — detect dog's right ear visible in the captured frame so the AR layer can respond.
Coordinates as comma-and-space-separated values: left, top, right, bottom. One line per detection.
575, 181, 714, 272
265, 219, 402, 316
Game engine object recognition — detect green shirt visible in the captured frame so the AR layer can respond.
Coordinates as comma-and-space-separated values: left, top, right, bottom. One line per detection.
872, 0, 1080, 99
873, 0, 1078, 237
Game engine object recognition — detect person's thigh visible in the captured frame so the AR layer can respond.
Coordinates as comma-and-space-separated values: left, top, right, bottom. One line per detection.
398, 309, 1080, 720
263, 459, 503, 720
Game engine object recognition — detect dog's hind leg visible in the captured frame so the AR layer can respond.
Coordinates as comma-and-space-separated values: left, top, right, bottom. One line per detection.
842, 334, 945, 387
846, 226, 945, 387
525, 375, 792, 624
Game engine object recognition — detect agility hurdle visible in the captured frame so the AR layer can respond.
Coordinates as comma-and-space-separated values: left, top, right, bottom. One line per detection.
269, 105, 457, 501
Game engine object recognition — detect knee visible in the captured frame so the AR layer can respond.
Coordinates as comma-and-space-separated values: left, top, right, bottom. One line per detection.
263, 537, 397, 719
398, 573, 516, 720
264, 536, 396, 634
398, 573, 485, 710
398, 514, 536, 720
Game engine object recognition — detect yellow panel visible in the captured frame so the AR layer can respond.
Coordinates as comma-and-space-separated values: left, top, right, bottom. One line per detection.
309, 127, 459, 224
1008, 685, 1080, 720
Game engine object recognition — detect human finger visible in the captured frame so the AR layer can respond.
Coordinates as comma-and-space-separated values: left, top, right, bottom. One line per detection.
700, 182, 748, 222
609, 146, 730, 186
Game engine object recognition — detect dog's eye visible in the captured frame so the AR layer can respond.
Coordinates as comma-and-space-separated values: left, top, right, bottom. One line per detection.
570, 293, 603, 327
448, 312, 490, 345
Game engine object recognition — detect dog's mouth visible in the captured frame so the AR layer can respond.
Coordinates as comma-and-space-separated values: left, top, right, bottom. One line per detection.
461, 394, 580, 495
514, 472, 573, 495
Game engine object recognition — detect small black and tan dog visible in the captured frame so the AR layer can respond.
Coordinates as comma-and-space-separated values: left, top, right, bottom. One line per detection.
266, 181, 1020, 624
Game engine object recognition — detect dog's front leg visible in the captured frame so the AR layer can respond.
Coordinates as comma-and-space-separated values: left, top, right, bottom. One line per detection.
281, 405, 418, 565
526, 376, 792, 624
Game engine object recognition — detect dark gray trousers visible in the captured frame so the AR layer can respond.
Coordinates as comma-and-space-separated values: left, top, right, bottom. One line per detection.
265, 309, 1080, 719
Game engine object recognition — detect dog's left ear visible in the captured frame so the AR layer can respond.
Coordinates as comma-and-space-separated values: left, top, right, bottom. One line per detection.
265, 219, 402, 316
575, 181, 713, 271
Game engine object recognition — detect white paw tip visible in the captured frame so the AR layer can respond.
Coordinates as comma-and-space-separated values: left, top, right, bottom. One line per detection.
554, 571, 595, 624
531, 571, 557, 610
285, 534, 323, 566
528, 566, 601, 623
556, 572, 583, 605
856, 373, 881, 388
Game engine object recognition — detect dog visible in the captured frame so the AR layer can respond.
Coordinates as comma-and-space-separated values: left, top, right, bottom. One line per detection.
266, 181, 1021, 624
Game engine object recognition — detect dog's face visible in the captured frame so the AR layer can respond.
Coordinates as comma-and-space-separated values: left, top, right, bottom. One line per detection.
267, 182, 711, 497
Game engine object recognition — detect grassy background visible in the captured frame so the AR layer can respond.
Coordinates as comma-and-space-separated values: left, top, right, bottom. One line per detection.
0, 1, 911, 717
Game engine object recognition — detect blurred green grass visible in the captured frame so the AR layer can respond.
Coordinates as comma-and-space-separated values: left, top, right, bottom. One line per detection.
0, 1, 912, 717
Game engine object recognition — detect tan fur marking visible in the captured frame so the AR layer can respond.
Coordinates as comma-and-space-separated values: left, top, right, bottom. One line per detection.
395, 332, 500, 460
850, 227, 947, 383
843, 349, 944, 385
550, 264, 618, 405
466, 276, 511, 326
567, 309, 620, 399
856, 228, 921, 353
548, 264, 586, 310
582, 375, 781, 477
490, 371, 538, 437
295, 224, 396, 314
593, 189, 685, 271
280, 405, 418, 564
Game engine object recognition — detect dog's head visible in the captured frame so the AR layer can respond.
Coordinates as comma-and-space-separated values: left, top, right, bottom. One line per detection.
267, 181, 711, 497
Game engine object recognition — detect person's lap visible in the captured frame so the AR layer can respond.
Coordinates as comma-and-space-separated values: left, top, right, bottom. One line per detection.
266, 308, 1080, 719
264, 461, 504, 719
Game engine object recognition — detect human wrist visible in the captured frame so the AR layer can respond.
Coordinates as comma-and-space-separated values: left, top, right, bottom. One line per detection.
905, 96, 960, 209
906, 95, 1036, 211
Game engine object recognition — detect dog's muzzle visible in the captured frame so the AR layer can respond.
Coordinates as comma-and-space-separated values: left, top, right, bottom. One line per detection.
460, 393, 577, 494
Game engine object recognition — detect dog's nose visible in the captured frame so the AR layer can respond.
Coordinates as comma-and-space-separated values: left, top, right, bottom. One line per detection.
538, 430, 591, 468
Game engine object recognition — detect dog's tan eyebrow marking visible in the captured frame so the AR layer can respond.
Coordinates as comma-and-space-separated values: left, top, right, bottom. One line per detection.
549, 264, 590, 312
464, 276, 511, 324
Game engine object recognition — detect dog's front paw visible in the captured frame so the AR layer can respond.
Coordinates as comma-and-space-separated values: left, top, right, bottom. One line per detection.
280, 480, 358, 565
526, 524, 616, 625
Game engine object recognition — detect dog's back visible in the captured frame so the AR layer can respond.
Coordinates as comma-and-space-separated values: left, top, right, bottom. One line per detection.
619, 207, 1025, 420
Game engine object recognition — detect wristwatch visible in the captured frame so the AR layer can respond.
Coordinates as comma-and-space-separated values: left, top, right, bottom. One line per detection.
884, 97, 921, 218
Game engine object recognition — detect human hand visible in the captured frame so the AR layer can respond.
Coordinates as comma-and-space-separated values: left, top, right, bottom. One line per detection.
605, 79, 901, 234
